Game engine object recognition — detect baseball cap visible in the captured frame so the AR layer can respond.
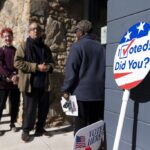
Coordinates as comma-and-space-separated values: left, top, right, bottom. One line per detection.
72, 20, 92, 33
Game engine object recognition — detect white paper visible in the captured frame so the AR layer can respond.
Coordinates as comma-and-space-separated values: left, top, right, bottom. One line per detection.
61, 95, 78, 116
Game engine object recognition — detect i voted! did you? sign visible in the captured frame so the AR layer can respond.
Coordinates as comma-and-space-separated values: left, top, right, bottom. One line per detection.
113, 22, 150, 90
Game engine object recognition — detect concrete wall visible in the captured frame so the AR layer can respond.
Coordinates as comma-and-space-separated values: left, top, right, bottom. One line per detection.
105, 0, 150, 149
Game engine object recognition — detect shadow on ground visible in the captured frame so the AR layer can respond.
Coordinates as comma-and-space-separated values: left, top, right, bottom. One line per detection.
50, 125, 73, 135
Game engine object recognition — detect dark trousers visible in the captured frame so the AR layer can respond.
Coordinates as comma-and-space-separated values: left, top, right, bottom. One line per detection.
0, 89, 20, 124
74, 101, 104, 135
23, 88, 49, 132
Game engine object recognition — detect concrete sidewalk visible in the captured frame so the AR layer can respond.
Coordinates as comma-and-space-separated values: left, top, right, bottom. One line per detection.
0, 111, 74, 150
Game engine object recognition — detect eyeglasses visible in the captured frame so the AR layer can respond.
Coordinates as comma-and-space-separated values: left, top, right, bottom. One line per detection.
2, 35, 13, 38
29, 27, 41, 31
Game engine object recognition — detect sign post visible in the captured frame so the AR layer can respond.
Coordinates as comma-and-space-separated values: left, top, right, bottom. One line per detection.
113, 90, 130, 150
113, 22, 150, 150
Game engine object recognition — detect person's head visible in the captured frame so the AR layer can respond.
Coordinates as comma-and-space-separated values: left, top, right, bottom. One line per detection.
73, 20, 93, 40
0, 27, 13, 46
28, 18, 42, 40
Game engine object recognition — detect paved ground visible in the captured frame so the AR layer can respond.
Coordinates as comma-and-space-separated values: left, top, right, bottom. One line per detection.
0, 111, 74, 150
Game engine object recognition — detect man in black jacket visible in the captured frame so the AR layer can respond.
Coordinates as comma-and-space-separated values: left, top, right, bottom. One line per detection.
62, 20, 105, 134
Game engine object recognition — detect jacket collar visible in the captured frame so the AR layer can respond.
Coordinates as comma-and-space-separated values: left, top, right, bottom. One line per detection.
80, 34, 96, 40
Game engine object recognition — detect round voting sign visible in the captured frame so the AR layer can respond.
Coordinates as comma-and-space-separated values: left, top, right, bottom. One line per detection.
113, 22, 150, 90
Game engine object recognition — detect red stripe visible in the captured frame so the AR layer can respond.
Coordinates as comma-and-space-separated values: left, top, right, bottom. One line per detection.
119, 80, 142, 90
114, 72, 132, 79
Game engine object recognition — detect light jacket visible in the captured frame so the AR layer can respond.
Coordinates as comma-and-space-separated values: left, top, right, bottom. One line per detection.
14, 41, 54, 93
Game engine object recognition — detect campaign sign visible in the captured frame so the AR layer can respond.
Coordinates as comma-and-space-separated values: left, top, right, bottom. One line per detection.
114, 22, 150, 89
73, 120, 104, 150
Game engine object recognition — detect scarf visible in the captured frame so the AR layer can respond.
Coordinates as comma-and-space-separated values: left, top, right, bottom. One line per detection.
25, 37, 49, 88
25, 37, 49, 64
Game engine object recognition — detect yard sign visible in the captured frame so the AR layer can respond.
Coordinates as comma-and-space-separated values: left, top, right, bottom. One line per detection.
113, 22, 150, 150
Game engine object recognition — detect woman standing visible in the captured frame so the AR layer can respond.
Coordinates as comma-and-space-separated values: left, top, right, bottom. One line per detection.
0, 28, 20, 136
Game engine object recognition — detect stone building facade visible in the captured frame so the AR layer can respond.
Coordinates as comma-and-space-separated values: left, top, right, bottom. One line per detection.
0, 0, 107, 127
0, 0, 83, 126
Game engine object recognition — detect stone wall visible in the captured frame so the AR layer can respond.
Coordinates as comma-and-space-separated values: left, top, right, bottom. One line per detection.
0, 0, 83, 126
0, 0, 30, 46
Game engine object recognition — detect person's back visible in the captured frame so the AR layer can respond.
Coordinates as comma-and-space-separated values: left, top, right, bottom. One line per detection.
69, 35, 105, 100
62, 20, 105, 134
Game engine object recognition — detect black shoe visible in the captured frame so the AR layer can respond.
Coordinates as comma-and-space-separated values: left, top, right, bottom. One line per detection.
21, 131, 30, 142
0, 131, 4, 136
35, 129, 50, 136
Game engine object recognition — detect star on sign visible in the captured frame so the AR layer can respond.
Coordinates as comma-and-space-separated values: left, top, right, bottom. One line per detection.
137, 22, 145, 33
124, 31, 131, 41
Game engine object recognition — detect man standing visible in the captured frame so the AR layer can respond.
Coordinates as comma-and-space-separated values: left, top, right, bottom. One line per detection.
62, 20, 105, 134
14, 19, 54, 142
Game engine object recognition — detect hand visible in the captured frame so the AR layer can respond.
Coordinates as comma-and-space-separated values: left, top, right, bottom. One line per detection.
63, 93, 69, 101
11, 75, 19, 85
37, 63, 49, 72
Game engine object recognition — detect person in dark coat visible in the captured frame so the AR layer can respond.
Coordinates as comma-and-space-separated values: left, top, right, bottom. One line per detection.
62, 20, 105, 134
0, 27, 20, 136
